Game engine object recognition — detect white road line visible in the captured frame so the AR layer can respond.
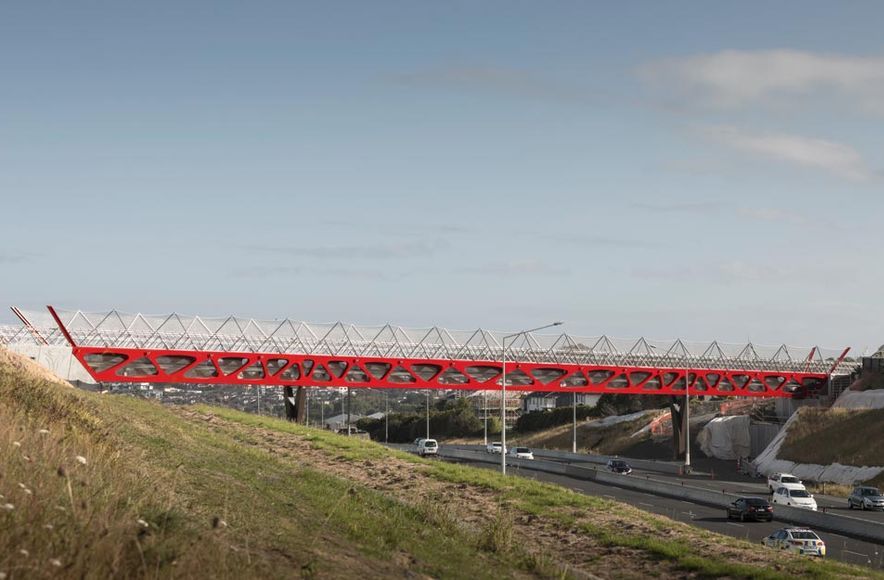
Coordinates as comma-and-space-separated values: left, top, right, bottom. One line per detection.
680, 511, 695, 517
603, 494, 616, 499
639, 502, 655, 507
843, 550, 869, 557
726, 523, 745, 528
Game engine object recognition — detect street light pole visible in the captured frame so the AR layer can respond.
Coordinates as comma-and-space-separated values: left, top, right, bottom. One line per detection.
501, 321, 563, 475
426, 390, 430, 440
483, 390, 488, 446
385, 390, 389, 443
684, 366, 692, 473
572, 391, 577, 454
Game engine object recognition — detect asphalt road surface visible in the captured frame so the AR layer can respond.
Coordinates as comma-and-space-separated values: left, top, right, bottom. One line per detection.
441, 451, 884, 570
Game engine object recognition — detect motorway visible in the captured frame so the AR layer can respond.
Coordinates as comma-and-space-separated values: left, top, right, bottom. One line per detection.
436, 446, 884, 570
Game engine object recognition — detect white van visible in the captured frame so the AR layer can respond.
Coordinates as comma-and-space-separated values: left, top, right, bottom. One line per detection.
417, 439, 438, 456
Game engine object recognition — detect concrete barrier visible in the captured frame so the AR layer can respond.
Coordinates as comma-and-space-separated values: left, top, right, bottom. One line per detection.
435, 446, 884, 544
530, 448, 684, 475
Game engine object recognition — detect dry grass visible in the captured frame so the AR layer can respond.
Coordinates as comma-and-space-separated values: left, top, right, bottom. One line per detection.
513, 414, 653, 455
779, 407, 884, 469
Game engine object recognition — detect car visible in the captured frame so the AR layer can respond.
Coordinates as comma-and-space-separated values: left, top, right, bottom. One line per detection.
486, 442, 503, 454
417, 439, 438, 456
767, 473, 804, 494
725, 497, 773, 522
762, 528, 826, 557
413, 438, 425, 447
848, 486, 884, 511
606, 459, 632, 475
771, 486, 818, 511
507, 447, 534, 460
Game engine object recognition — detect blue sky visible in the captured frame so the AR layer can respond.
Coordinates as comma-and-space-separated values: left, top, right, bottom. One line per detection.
1, 1, 882, 351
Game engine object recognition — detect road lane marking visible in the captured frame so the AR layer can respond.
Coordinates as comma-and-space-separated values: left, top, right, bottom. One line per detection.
639, 502, 654, 507
843, 550, 868, 557
726, 523, 745, 528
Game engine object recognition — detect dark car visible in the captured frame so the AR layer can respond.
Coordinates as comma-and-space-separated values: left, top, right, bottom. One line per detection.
606, 459, 632, 474
726, 497, 773, 522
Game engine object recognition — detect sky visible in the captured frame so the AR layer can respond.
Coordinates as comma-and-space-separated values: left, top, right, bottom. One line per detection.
1, 1, 882, 352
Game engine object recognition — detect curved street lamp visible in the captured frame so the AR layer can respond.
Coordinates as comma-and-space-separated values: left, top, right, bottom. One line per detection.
501, 321, 564, 475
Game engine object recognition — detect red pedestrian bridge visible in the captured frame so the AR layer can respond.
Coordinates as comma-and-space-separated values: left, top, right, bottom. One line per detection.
5, 306, 853, 399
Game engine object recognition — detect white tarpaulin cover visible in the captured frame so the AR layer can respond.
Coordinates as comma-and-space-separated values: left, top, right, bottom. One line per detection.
697, 415, 751, 460
752, 409, 884, 485
832, 389, 884, 409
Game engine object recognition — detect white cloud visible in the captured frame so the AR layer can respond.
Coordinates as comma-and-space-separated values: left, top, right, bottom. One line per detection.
701, 125, 872, 181
641, 49, 884, 111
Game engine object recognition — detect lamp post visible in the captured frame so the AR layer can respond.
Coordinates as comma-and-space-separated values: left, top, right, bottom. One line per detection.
501, 321, 564, 475
483, 390, 488, 446
426, 390, 430, 439
572, 390, 577, 454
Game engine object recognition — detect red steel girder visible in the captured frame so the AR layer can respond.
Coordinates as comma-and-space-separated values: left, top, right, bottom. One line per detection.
72, 346, 828, 399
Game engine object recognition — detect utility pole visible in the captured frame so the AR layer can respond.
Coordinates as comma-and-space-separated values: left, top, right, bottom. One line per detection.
483, 390, 488, 445
425, 390, 430, 439
684, 367, 691, 473
385, 390, 389, 443
572, 391, 577, 454
347, 387, 352, 436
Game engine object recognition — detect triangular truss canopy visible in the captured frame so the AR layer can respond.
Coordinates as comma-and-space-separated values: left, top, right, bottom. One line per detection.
1, 307, 854, 376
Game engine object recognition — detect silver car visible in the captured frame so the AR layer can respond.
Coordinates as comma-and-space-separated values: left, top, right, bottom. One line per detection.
848, 486, 884, 511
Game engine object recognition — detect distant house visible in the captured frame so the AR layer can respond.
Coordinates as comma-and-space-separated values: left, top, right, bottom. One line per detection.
523, 392, 557, 413
554, 392, 601, 408
323, 413, 363, 432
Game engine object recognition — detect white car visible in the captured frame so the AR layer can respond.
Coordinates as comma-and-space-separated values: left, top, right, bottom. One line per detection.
507, 447, 534, 460
417, 439, 438, 456
771, 486, 817, 511
767, 473, 804, 493
762, 528, 826, 557
486, 442, 503, 454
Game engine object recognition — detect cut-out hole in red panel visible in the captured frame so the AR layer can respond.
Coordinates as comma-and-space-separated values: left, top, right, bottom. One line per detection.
266, 359, 288, 376
117, 356, 158, 377
279, 363, 301, 380
502, 368, 532, 385
345, 365, 369, 383
365, 362, 391, 380
531, 368, 566, 385
185, 360, 219, 378
642, 377, 661, 390
156, 355, 195, 374
327, 361, 348, 378
238, 361, 265, 380
608, 374, 628, 388
438, 367, 469, 384
312, 364, 331, 381
765, 376, 786, 389
389, 365, 416, 383
561, 371, 588, 387
732, 375, 750, 389
629, 371, 651, 386
411, 364, 442, 381
218, 357, 249, 376
84, 353, 127, 373
465, 365, 501, 383
588, 370, 614, 385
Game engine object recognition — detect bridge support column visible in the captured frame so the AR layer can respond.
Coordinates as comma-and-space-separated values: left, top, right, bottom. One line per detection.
669, 396, 687, 461
284, 386, 307, 423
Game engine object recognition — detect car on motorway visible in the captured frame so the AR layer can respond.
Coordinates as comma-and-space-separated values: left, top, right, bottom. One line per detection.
725, 497, 773, 522
767, 473, 804, 494
486, 442, 503, 454
417, 438, 438, 456
848, 486, 884, 511
507, 447, 534, 460
606, 459, 632, 475
771, 487, 817, 511
762, 528, 826, 557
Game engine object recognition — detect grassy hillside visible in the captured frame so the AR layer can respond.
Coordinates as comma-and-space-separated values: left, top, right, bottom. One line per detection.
779, 407, 884, 486
1, 347, 881, 579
